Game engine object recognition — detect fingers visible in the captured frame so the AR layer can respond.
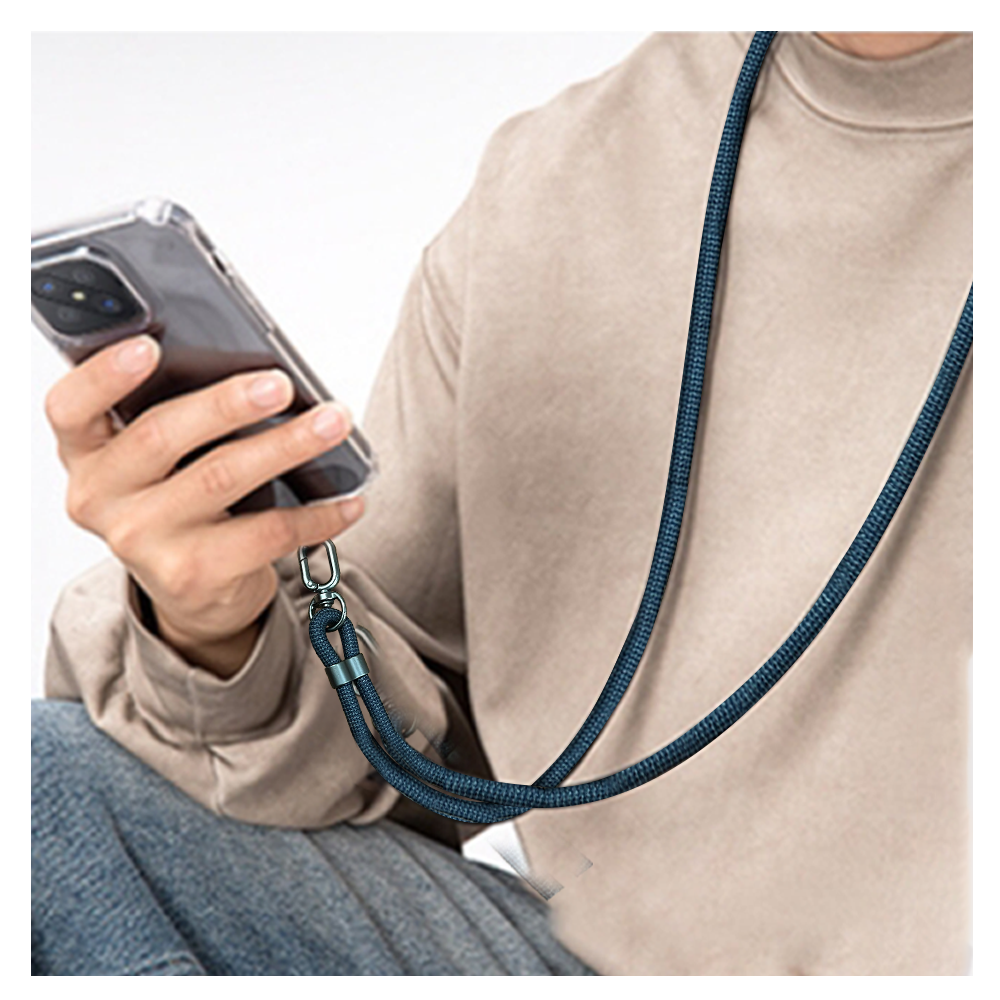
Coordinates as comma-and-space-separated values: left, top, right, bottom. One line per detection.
97, 366, 301, 496
46, 328, 372, 655
201, 494, 367, 581
44, 335, 161, 467
147, 398, 355, 525
107, 494, 365, 623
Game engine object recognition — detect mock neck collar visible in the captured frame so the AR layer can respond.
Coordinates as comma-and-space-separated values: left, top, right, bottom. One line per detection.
760, 32, 973, 131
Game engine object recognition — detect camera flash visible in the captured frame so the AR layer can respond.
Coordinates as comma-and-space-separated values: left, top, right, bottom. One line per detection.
71, 290, 86, 301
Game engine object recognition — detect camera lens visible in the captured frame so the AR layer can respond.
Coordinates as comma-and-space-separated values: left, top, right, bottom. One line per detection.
70, 264, 99, 286
56, 305, 85, 323
95, 296, 122, 314
32, 274, 59, 297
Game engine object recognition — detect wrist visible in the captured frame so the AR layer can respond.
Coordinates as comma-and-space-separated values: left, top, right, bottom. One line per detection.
145, 595, 268, 680
156, 614, 264, 679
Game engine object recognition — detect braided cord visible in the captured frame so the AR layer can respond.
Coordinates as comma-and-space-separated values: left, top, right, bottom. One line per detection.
314, 288, 971, 816
308, 31, 973, 821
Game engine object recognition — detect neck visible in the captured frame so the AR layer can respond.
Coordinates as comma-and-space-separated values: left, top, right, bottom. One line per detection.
816, 32, 959, 60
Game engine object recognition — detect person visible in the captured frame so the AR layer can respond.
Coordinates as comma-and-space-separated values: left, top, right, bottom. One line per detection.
32, 31, 972, 976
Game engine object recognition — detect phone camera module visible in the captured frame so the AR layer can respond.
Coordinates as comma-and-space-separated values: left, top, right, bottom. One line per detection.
31, 254, 142, 335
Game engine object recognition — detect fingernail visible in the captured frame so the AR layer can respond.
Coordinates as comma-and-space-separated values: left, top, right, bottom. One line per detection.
312, 403, 347, 440
339, 497, 365, 522
249, 370, 292, 408
115, 336, 158, 374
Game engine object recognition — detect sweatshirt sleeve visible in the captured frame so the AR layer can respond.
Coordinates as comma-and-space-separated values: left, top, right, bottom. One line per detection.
42, 200, 491, 835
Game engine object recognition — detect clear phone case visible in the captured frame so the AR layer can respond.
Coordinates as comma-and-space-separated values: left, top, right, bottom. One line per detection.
31, 198, 378, 513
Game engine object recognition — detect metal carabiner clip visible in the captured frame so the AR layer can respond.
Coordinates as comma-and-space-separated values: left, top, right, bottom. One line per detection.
299, 539, 340, 593
298, 540, 347, 622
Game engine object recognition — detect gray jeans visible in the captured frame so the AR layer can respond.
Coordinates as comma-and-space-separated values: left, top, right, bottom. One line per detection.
31, 700, 596, 976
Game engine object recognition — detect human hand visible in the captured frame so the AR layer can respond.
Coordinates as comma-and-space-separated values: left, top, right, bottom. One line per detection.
44, 334, 366, 677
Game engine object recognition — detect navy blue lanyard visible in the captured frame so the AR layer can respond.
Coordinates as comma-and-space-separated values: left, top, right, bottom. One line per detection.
304, 31, 973, 824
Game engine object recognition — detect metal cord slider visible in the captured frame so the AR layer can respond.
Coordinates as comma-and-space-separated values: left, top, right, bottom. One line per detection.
325, 653, 369, 689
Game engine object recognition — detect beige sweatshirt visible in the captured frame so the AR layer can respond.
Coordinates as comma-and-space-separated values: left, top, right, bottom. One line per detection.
43, 32, 973, 975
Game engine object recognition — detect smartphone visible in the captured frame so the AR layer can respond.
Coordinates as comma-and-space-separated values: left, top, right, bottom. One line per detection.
31, 198, 378, 514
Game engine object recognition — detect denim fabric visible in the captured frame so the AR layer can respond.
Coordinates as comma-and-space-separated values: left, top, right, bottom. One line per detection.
31, 700, 596, 976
